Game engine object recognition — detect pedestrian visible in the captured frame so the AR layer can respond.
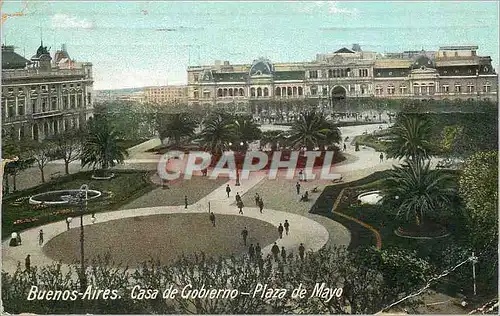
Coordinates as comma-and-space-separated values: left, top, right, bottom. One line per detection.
237, 200, 244, 214
258, 198, 264, 213
209, 212, 216, 227
25, 254, 31, 271
296, 181, 301, 195
254, 193, 260, 206
241, 227, 248, 246
278, 223, 284, 239
255, 243, 261, 258
299, 169, 304, 182
16, 232, 22, 245
226, 184, 231, 198
184, 195, 188, 209
343, 143, 347, 151
66, 218, 70, 230
271, 242, 280, 262
299, 243, 305, 261
38, 229, 44, 246
284, 220, 290, 235
248, 244, 255, 260
281, 247, 287, 263
235, 192, 241, 203
379, 152, 384, 163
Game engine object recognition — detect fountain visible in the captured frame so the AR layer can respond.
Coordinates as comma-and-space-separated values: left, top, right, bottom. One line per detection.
29, 189, 102, 205
357, 190, 383, 205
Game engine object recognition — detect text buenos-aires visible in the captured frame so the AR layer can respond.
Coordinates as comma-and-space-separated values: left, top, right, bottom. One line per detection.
27, 285, 120, 301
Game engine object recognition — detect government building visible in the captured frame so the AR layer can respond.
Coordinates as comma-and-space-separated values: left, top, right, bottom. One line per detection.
186, 45, 497, 113
1, 43, 94, 142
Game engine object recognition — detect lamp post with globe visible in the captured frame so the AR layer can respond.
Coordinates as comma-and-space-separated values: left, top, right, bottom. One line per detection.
63, 184, 89, 290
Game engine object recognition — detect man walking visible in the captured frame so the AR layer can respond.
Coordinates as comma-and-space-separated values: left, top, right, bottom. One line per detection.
284, 220, 290, 235
254, 193, 260, 206
237, 200, 244, 214
278, 223, 284, 239
255, 243, 261, 258
16, 232, 22, 246
281, 247, 287, 263
379, 152, 384, 163
271, 242, 280, 262
184, 195, 188, 209
343, 143, 347, 151
235, 192, 241, 203
241, 227, 248, 246
258, 198, 264, 213
296, 182, 301, 195
226, 184, 231, 198
38, 229, 44, 246
209, 212, 216, 227
248, 244, 255, 260
299, 243, 305, 261
25, 254, 31, 271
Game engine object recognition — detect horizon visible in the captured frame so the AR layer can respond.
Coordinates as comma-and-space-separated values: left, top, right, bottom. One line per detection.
2, 1, 499, 90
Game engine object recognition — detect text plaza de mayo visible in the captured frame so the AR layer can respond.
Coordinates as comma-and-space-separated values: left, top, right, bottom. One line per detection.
186, 44, 498, 113
1, 43, 94, 142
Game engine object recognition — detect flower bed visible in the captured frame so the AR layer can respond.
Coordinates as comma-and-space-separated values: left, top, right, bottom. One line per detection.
395, 222, 450, 239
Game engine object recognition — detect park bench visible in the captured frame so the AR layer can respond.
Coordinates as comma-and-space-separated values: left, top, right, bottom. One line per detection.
50, 171, 62, 180
331, 176, 343, 184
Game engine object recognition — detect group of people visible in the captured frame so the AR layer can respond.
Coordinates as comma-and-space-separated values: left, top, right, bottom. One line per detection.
271, 242, 306, 263
296, 182, 310, 202
226, 185, 266, 215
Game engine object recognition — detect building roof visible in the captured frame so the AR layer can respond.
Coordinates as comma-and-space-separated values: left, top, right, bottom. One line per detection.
435, 59, 480, 67
374, 59, 413, 69
1, 46, 29, 69
214, 72, 247, 82
334, 47, 355, 54
439, 45, 478, 51
274, 71, 305, 81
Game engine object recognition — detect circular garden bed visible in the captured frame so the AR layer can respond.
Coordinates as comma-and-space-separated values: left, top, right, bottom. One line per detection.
29, 189, 102, 205
395, 222, 450, 239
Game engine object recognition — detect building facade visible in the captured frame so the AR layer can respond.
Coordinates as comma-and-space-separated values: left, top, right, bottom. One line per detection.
144, 85, 188, 104
186, 45, 498, 113
1, 43, 94, 142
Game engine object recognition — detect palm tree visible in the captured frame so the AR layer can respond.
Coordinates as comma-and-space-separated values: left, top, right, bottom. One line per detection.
260, 130, 287, 151
232, 116, 261, 150
386, 115, 434, 162
381, 161, 457, 226
81, 117, 129, 175
157, 112, 198, 148
288, 111, 341, 150
198, 113, 236, 154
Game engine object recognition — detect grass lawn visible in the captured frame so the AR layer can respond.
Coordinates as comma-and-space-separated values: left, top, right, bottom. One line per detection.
352, 134, 388, 152
2, 169, 156, 239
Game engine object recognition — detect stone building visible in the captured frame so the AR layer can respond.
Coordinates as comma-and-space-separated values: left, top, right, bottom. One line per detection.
144, 85, 188, 104
1, 43, 94, 142
186, 45, 497, 113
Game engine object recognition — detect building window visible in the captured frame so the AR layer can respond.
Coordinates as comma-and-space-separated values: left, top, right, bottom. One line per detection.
7, 102, 14, 117
203, 91, 210, 98
31, 86, 37, 93
193, 90, 199, 98
217, 89, 222, 97
287, 87, 292, 96
87, 93, 92, 105
442, 85, 449, 93
483, 81, 491, 93
31, 99, 37, 113
251, 88, 256, 97
42, 99, 47, 112
349, 85, 355, 94
275, 87, 281, 96
228, 89, 233, 97
388, 72, 393, 76
63, 96, 68, 109
361, 85, 367, 94
257, 87, 262, 97
359, 69, 368, 77
223, 89, 228, 97
455, 84, 461, 93
309, 70, 318, 79
52, 97, 57, 110
264, 87, 269, 96
298, 87, 303, 96
400, 85, 407, 94
292, 87, 297, 96
310, 85, 317, 95
467, 83, 475, 93
322, 87, 328, 96
328, 69, 333, 78
18, 101, 25, 115
454, 52, 458, 57
375, 86, 383, 95
238, 88, 244, 96
194, 74, 199, 82
387, 85, 395, 95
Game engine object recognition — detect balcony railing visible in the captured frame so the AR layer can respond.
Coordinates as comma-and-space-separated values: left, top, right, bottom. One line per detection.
2, 68, 87, 80
32, 110, 63, 119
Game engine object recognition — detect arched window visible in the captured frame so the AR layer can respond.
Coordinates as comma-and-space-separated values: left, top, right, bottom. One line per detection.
239, 88, 245, 96
298, 87, 303, 96
229, 89, 233, 97
287, 87, 292, 96
292, 87, 297, 96
264, 87, 269, 96
217, 89, 223, 97
223, 88, 228, 97
275, 87, 281, 96
251, 88, 256, 97
282, 87, 286, 96
32, 124, 39, 140
43, 122, 49, 136
257, 87, 262, 97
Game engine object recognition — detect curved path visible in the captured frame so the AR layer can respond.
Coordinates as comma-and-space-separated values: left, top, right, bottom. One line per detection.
2, 174, 334, 274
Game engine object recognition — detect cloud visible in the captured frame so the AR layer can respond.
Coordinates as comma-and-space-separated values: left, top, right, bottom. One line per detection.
327, 2, 358, 15
297, 1, 358, 15
51, 13, 93, 29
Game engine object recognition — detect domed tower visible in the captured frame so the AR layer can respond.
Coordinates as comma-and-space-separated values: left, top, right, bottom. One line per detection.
249, 58, 273, 76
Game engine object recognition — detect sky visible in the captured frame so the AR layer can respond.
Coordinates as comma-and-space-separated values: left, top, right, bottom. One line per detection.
2, 1, 499, 90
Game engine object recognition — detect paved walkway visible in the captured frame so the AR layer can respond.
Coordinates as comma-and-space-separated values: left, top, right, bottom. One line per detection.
1, 172, 332, 274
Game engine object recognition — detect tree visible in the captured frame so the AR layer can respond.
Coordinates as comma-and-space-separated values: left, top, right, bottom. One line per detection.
156, 112, 198, 147
24, 140, 54, 183
381, 161, 457, 226
48, 129, 82, 175
232, 116, 261, 150
80, 117, 129, 175
198, 112, 236, 154
260, 130, 287, 151
386, 115, 434, 162
288, 111, 341, 150
459, 151, 498, 284
4, 158, 33, 192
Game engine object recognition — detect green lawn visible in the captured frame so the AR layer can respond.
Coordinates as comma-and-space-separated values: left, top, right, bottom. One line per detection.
352, 134, 388, 152
2, 169, 156, 238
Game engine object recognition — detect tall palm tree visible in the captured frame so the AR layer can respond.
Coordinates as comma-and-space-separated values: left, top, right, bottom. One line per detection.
157, 112, 198, 148
386, 115, 434, 162
260, 130, 287, 151
81, 117, 129, 174
232, 116, 261, 150
288, 111, 341, 150
199, 113, 235, 154
381, 161, 457, 226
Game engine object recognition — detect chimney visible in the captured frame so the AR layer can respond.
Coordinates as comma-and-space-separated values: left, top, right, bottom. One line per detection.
62, 43, 67, 52
223, 60, 230, 66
